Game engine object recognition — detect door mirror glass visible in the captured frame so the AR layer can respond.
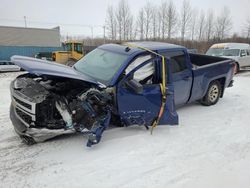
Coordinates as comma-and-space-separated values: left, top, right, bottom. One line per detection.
240, 50, 246, 57
125, 79, 143, 94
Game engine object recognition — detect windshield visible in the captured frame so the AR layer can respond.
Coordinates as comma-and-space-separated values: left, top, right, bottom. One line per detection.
74, 48, 128, 85
65, 43, 72, 51
206, 48, 240, 57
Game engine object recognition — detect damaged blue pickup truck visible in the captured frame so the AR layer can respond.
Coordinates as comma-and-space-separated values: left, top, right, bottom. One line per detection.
10, 42, 235, 147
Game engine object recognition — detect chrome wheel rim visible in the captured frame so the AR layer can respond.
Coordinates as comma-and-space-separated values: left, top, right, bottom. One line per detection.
208, 84, 219, 103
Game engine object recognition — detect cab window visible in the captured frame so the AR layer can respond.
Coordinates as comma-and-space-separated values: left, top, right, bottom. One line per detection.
74, 43, 83, 54
240, 50, 247, 57
66, 43, 72, 51
162, 51, 187, 73
125, 55, 157, 85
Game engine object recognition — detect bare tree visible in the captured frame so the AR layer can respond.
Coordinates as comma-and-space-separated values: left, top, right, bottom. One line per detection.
157, 8, 162, 39
197, 10, 205, 41
151, 6, 158, 39
106, 5, 117, 40
137, 8, 144, 40
116, 3, 123, 41
160, 1, 168, 39
205, 9, 214, 41
116, 0, 132, 41
166, 0, 177, 39
190, 9, 197, 41
143, 2, 153, 39
127, 15, 134, 40
180, 0, 192, 41
215, 7, 232, 40
243, 18, 250, 39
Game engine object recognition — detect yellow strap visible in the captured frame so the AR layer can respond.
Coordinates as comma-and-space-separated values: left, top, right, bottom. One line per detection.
125, 43, 167, 133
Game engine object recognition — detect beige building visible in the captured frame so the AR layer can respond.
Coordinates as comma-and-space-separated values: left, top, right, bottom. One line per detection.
0, 26, 61, 47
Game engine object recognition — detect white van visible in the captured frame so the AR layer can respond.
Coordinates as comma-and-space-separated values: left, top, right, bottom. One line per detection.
206, 43, 250, 72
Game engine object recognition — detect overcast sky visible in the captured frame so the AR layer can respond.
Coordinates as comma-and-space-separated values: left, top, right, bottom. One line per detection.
0, 0, 250, 37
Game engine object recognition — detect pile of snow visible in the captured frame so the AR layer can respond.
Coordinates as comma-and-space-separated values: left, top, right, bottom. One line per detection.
0, 72, 250, 188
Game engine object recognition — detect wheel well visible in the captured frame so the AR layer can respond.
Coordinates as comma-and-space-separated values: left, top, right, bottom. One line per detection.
235, 62, 240, 72
215, 77, 226, 97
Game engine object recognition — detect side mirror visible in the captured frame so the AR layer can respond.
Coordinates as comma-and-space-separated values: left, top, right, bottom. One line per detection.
125, 79, 143, 94
241, 53, 246, 57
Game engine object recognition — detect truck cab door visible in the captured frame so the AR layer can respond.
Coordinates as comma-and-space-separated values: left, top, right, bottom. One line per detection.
162, 51, 193, 106
116, 56, 178, 127
247, 49, 250, 67
240, 49, 250, 67
73, 43, 84, 60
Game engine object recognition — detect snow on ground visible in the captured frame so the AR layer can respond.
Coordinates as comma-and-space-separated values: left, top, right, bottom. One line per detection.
1, 71, 250, 188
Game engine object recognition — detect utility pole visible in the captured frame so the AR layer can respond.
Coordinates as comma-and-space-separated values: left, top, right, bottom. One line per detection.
90, 26, 94, 45
103, 26, 106, 44
24, 16, 27, 28
91, 26, 94, 39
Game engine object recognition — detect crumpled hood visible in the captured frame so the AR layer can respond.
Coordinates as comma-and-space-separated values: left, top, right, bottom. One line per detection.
11, 55, 105, 87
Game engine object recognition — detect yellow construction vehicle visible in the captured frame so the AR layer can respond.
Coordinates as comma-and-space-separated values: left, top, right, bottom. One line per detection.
52, 41, 85, 66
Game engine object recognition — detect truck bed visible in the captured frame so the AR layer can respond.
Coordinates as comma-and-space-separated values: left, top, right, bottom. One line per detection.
187, 53, 235, 103
189, 53, 229, 68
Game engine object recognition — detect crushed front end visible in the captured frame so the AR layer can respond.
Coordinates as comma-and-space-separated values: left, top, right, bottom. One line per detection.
10, 74, 114, 147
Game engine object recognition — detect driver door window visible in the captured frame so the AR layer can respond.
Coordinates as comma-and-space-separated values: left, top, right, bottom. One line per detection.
125, 55, 157, 85
240, 50, 246, 57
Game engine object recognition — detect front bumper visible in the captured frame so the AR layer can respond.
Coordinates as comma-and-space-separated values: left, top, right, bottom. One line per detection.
10, 104, 74, 142
9, 79, 111, 147
10, 81, 74, 143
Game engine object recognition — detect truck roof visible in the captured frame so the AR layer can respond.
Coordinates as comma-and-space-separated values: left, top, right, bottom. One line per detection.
99, 42, 186, 56
210, 43, 250, 49
126, 41, 185, 51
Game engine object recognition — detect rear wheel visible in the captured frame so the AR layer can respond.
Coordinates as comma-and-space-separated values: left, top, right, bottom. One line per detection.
200, 80, 222, 106
235, 63, 240, 74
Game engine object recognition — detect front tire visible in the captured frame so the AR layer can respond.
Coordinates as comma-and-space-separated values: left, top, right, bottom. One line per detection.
200, 80, 222, 106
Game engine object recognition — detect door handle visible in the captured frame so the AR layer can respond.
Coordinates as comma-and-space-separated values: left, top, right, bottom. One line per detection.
183, 76, 190, 80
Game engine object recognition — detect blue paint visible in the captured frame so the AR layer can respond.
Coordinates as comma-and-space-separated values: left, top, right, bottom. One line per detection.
11, 42, 235, 146
116, 56, 178, 126
11, 55, 100, 86
87, 110, 111, 147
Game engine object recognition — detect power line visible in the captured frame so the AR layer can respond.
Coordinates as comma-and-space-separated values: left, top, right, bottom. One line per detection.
0, 17, 105, 38
0, 17, 103, 28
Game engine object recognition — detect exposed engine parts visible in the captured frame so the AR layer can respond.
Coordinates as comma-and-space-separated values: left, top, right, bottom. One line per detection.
11, 74, 113, 146
55, 100, 73, 129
